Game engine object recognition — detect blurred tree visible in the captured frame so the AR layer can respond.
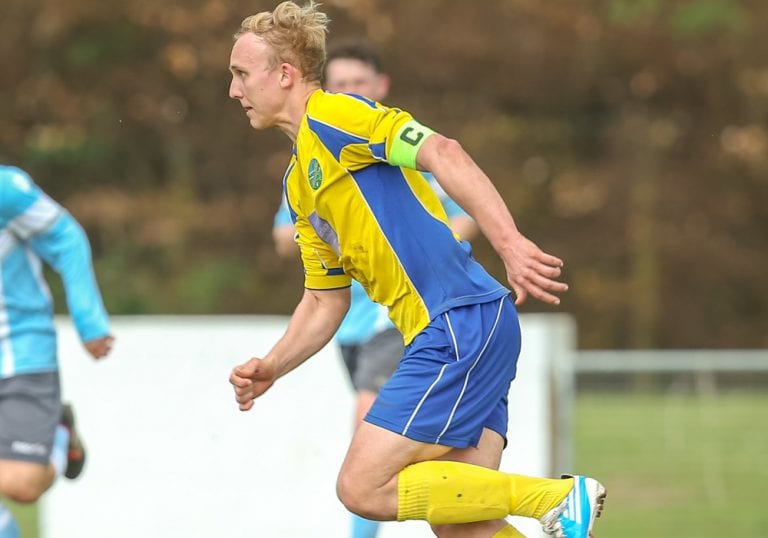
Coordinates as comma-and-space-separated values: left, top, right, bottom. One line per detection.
2, 0, 766, 348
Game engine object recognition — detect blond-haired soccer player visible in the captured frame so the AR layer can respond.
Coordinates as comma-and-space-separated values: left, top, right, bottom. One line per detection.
228, 3, 605, 537
273, 38, 479, 538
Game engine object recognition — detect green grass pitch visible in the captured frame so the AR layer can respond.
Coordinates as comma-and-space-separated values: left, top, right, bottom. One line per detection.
10, 391, 768, 537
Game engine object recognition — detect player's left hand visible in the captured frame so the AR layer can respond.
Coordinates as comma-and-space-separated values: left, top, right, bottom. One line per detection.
501, 232, 568, 306
229, 357, 276, 411
84, 335, 115, 360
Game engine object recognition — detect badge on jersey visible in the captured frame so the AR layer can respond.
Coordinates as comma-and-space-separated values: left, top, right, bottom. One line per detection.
308, 158, 323, 190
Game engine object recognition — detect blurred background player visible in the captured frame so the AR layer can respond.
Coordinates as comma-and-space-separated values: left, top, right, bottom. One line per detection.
0, 165, 113, 537
272, 38, 479, 538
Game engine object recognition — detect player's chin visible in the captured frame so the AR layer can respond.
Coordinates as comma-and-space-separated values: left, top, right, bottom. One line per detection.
248, 116, 269, 130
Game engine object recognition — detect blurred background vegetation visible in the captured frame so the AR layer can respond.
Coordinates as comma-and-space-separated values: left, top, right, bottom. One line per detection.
1, 0, 766, 349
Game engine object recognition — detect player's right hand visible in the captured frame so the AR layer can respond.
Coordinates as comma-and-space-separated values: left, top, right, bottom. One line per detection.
229, 357, 276, 411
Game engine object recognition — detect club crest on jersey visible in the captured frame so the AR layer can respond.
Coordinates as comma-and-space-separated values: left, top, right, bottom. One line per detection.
308, 158, 323, 190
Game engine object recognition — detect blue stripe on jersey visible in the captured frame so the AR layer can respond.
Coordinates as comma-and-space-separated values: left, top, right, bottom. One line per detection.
350, 164, 491, 320
306, 116, 367, 161
369, 142, 387, 161
343, 93, 378, 108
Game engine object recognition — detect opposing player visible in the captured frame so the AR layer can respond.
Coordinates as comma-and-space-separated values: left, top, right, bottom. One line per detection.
228, 3, 605, 537
272, 37, 479, 538
0, 165, 114, 537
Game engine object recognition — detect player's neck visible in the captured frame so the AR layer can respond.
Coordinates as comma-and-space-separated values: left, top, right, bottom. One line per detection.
276, 83, 321, 142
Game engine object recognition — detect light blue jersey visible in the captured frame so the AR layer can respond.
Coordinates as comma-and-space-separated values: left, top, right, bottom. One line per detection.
0, 166, 110, 378
273, 172, 472, 345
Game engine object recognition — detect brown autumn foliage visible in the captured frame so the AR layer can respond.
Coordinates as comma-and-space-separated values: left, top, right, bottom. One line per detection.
1, 0, 766, 349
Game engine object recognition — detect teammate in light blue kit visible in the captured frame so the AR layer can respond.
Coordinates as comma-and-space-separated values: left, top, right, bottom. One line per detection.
0, 165, 113, 537
272, 39, 479, 538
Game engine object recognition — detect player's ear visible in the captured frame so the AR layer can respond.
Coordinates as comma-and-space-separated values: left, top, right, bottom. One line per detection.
279, 63, 298, 88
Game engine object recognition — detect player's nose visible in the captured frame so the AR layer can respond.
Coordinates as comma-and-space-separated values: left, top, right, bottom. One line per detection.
229, 79, 242, 100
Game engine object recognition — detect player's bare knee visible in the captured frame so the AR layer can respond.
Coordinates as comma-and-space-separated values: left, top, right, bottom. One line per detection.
0, 466, 49, 503
336, 472, 375, 517
335, 473, 359, 511
1, 478, 46, 503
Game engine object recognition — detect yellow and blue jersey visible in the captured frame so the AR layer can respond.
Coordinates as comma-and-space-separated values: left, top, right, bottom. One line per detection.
283, 90, 507, 344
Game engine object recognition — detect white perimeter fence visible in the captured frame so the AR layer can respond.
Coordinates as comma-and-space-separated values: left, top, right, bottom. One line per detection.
43, 315, 767, 537
43, 314, 576, 538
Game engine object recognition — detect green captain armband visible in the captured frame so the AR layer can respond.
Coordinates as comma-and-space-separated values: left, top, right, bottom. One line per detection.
389, 120, 436, 169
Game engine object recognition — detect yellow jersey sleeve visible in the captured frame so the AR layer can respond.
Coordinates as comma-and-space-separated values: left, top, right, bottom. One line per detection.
284, 158, 351, 290
310, 92, 435, 171
295, 217, 351, 290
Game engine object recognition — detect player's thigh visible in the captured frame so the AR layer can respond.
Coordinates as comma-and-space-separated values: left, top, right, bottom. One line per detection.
436, 426, 505, 469
338, 421, 451, 499
340, 424, 504, 487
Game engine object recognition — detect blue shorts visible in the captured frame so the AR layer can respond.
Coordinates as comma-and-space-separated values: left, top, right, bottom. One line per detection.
365, 295, 520, 449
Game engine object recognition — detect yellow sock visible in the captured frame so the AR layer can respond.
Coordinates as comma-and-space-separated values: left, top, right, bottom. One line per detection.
509, 473, 573, 519
397, 461, 509, 524
397, 461, 573, 524
493, 524, 526, 537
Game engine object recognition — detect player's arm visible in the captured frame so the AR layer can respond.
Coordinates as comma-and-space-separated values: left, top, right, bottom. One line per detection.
392, 125, 567, 306
230, 286, 350, 411
267, 287, 351, 378
231, 194, 352, 409
2, 169, 113, 357
29, 212, 113, 358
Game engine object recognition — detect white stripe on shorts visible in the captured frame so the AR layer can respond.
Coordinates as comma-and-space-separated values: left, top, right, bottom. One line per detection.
401, 363, 448, 437
435, 298, 505, 444
443, 312, 461, 362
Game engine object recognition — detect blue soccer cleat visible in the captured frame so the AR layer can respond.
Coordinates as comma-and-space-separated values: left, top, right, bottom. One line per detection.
540, 475, 606, 538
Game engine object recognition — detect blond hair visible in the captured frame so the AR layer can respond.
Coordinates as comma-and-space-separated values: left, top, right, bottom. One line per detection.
235, 1, 329, 83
